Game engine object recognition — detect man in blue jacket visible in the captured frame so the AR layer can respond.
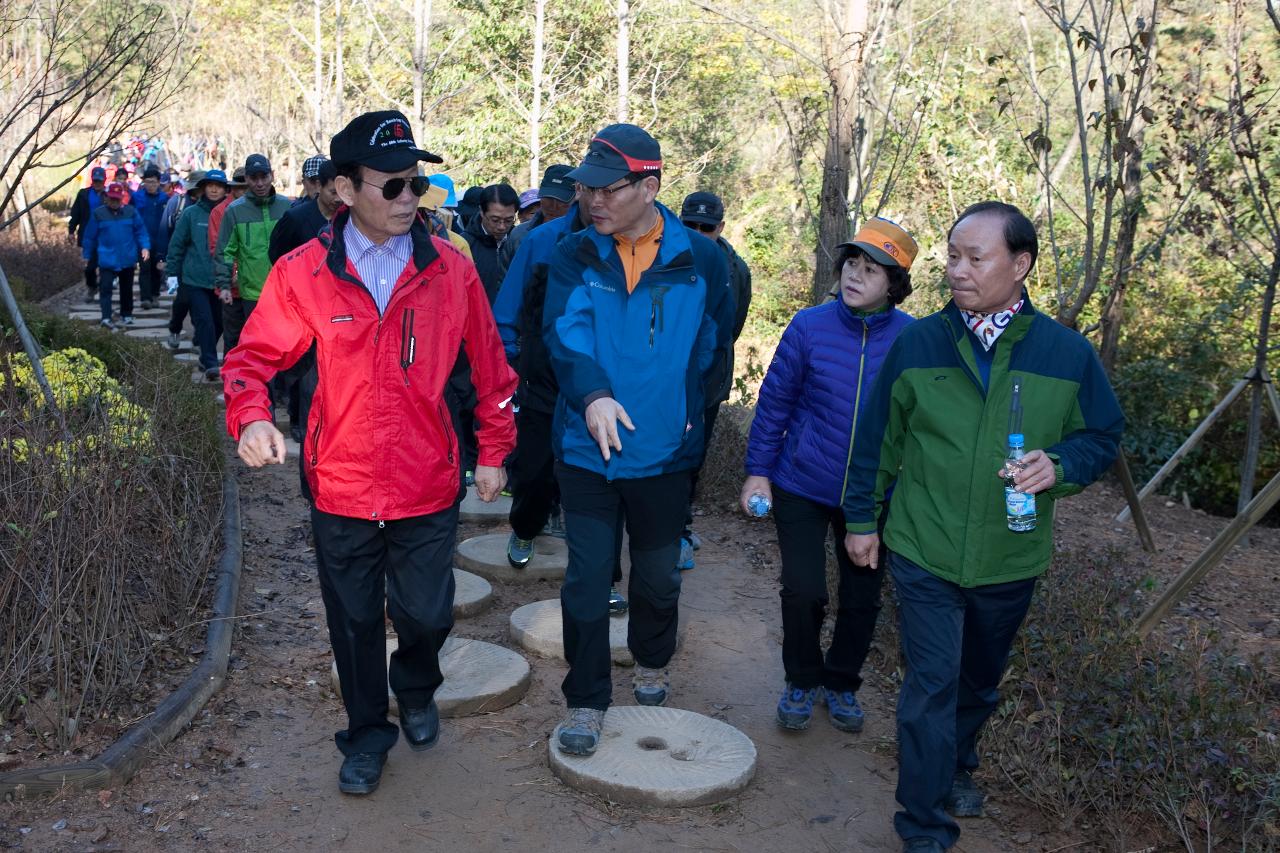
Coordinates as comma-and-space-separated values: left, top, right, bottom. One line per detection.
544, 124, 733, 755
130, 166, 170, 308
83, 182, 150, 328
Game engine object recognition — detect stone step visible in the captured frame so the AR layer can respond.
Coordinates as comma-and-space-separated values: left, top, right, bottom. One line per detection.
455, 532, 566, 584
509, 598, 634, 665
459, 486, 512, 523
329, 635, 530, 717
548, 705, 757, 807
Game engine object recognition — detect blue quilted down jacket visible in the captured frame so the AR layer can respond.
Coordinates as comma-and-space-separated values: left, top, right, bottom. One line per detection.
745, 300, 913, 508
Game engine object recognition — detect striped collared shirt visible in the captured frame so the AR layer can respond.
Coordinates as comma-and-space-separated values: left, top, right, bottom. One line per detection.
343, 219, 413, 315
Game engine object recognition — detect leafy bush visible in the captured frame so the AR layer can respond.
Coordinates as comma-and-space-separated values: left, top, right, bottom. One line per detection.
985, 554, 1280, 851
0, 305, 224, 751
0, 208, 84, 303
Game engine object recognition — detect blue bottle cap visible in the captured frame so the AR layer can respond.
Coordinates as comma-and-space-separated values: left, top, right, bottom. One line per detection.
1008, 433, 1025, 445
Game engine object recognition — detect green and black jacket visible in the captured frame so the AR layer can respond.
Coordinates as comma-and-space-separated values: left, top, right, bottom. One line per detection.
842, 294, 1124, 587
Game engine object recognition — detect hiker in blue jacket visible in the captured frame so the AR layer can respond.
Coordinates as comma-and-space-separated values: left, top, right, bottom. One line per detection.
130, 165, 170, 308
82, 182, 150, 328
544, 124, 733, 756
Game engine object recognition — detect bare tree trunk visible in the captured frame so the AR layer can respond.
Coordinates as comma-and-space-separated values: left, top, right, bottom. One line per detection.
313, 0, 324, 141
412, 0, 432, 139
616, 0, 630, 123
529, 0, 547, 185
1238, 253, 1279, 518
811, 0, 869, 303
13, 181, 33, 245
334, 0, 345, 134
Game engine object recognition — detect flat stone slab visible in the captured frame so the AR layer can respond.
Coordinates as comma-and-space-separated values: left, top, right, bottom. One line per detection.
455, 532, 566, 584
331, 635, 529, 717
458, 485, 512, 523
173, 352, 200, 363
119, 317, 169, 329
125, 326, 174, 339
510, 598, 633, 665
453, 568, 493, 617
548, 706, 757, 807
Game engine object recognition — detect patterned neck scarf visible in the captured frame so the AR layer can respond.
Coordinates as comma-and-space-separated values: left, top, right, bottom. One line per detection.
960, 298, 1024, 351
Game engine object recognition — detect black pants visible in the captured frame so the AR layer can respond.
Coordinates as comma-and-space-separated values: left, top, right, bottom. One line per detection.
772, 484, 885, 692
83, 250, 97, 295
509, 407, 559, 541
138, 253, 163, 302
182, 285, 222, 370
168, 280, 191, 334
683, 401, 722, 537
890, 552, 1036, 848
98, 266, 135, 321
222, 296, 248, 354
312, 506, 458, 757
557, 462, 690, 710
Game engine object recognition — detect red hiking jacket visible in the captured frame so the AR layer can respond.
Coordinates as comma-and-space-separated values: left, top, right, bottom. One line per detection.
222, 209, 517, 521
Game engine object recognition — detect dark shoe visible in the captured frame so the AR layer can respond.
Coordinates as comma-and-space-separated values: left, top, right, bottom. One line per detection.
555, 707, 605, 756
400, 701, 440, 751
290, 425, 304, 444
338, 751, 386, 795
823, 688, 865, 733
166, 332, 180, 349
902, 839, 946, 853
507, 532, 535, 568
632, 665, 670, 706
204, 367, 221, 382
944, 769, 985, 817
608, 586, 628, 615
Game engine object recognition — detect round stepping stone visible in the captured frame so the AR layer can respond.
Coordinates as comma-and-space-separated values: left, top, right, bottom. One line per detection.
174, 352, 200, 363
330, 636, 530, 717
69, 311, 104, 321
548, 706, 757, 807
453, 568, 492, 617
455, 532, 566, 584
458, 485, 511, 523
120, 317, 169, 329
125, 326, 173, 340
510, 599, 633, 665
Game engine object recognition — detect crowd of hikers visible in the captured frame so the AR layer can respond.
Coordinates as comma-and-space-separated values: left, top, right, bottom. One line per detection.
68, 110, 1123, 853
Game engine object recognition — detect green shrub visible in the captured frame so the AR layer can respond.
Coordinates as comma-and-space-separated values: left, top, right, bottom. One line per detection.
0, 209, 84, 303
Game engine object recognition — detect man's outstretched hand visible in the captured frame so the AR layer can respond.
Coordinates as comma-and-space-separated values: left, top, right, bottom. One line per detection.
473, 464, 506, 502
238, 420, 287, 467
585, 396, 634, 462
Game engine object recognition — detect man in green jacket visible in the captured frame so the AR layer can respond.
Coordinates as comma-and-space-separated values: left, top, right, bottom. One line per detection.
842, 201, 1123, 853
167, 170, 230, 379
214, 154, 292, 330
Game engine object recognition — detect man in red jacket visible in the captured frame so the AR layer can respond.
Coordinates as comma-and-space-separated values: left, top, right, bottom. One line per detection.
223, 110, 517, 796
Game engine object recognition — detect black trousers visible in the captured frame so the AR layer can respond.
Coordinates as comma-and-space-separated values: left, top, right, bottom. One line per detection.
557, 462, 690, 710
97, 266, 135, 320
683, 401, 722, 536
138, 252, 164, 302
311, 506, 458, 757
222, 296, 248, 354
772, 484, 885, 692
168, 279, 191, 334
509, 407, 558, 540
183, 285, 222, 370
83, 250, 98, 295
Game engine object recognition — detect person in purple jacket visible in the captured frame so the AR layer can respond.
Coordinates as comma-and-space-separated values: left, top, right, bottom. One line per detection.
741, 217, 917, 733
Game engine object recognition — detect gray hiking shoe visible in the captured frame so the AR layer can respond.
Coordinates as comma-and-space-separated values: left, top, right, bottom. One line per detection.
507, 532, 535, 568
555, 707, 605, 755
632, 665, 670, 706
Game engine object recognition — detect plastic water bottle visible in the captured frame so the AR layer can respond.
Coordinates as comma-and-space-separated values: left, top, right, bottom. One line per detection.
1005, 433, 1036, 532
747, 493, 771, 518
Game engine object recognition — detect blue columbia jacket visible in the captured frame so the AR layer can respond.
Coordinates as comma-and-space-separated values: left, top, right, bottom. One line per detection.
129, 188, 170, 257
746, 301, 913, 508
82, 204, 149, 270
543, 202, 733, 480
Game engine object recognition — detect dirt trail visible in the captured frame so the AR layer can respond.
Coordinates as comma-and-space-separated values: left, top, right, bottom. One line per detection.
1, 448, 1028, 852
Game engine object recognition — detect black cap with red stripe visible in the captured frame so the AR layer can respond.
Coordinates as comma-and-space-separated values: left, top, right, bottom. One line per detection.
566, 123, 662, 188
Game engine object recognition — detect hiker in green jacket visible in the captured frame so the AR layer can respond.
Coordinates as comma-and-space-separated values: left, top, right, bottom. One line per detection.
841, 201, 1123, 853
214, 154, 292, 333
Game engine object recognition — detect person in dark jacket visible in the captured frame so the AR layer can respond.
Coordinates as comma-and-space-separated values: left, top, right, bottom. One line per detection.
166, 170, 229, 377
461, 183, 519, 303
82, 182, 151, 327
675, 190, 754, 569
267, 159, 339, 443
743, 217, 917, 737
163, 171, 205, 349
130, 166, 170, 308
498, 164, 574, 271
68, 166, 109, 298
456, 185, 484, 232
544, 124, 733, 756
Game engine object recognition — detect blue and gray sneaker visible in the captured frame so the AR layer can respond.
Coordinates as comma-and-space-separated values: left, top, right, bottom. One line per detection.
555, 707, 605, 756
823, 688, 865, 733
632, 665, 670, 706
676, 537, 695, 571
688, 531, 702, 550
507, 532, 535, 568
608, 586, 629, 615
776, 683, 819, 730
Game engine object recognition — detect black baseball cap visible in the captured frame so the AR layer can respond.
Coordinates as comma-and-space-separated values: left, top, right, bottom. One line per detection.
538, 164, 575, 202
566, 124, 662, 188
329, 110, 444, 172
681, 191, 724, 225
142, 165, 162, 180
244, 153, 272, 176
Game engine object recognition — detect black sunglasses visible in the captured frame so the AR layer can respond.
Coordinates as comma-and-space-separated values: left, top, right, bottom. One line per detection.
683, 220, 717, 233
363, 175, 432, 201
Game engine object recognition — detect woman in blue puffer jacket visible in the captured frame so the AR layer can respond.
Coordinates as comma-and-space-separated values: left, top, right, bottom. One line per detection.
741, 217, 917, 734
